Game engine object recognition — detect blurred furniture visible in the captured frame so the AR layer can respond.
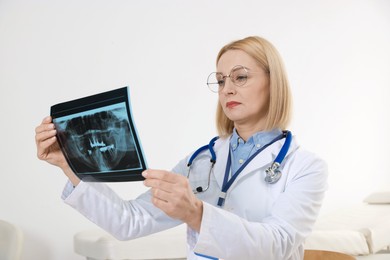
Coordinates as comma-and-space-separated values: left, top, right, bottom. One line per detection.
74, 226, 186, 260
304, 249, 355, 260
0, 220, 23, 260
305, 192, 390, 259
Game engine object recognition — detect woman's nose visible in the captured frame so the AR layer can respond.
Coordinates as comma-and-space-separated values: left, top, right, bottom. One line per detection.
221, 77, 236, 94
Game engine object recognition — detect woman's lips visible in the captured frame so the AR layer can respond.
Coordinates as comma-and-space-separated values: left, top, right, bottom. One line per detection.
226, 101, 241, 108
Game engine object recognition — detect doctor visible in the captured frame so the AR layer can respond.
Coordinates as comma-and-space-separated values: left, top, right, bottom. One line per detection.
35, 36, 328, 260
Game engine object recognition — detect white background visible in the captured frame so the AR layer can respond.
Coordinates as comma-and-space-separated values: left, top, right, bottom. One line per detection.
1, 0, 389, 259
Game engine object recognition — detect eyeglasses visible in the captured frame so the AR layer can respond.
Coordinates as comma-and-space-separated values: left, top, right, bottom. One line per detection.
207, 65, 256, 93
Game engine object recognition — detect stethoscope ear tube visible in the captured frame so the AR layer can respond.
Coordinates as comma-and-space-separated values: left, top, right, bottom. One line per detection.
187, 144, 208, 167
274, 131, 292, 164
187, 136, 219, 192
187, 136, 219, 167
208, 136, 219, 163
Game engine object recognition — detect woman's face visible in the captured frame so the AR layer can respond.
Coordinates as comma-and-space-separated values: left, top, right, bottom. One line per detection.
217, 50, 270, 130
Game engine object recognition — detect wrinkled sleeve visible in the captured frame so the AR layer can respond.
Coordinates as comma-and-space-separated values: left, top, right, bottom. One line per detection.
62, 180, 182, 240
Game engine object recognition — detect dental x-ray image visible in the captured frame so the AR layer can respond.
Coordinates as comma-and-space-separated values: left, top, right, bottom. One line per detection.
50, 87, 147, 182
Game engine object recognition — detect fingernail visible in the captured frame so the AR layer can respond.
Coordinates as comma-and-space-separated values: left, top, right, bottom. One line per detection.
142, 171, 148, 177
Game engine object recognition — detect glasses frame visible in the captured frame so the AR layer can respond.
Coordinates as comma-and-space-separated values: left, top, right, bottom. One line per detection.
207, 65, 257, 93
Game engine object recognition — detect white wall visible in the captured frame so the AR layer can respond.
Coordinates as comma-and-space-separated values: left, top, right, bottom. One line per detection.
1, 0, 389, 259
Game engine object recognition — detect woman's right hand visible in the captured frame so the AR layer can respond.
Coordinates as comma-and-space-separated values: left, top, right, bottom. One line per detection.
35, 116, 80, 185
35, 116, 66, 168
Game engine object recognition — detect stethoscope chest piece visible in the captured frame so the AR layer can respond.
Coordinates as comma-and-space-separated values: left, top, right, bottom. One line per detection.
264, 162, 282, 184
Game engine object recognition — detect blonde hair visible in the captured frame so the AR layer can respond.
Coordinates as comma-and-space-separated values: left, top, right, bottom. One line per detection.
215, 36, 292, 137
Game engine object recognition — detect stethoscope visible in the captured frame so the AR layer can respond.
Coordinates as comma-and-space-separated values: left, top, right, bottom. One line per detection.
186, 136, 219, 194
187, 131, 292, 206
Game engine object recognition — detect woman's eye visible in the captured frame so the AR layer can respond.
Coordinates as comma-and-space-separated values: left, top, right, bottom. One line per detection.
217, 80, 225, 87
235, 75, 247, 82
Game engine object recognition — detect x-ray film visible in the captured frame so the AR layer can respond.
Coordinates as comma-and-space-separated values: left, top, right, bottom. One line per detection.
50, 87, 147, 182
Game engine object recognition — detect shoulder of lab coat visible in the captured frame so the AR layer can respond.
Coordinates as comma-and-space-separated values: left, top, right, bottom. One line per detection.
193, 136, 328, 260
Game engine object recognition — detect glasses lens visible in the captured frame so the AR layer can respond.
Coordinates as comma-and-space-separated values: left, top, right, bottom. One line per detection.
207, 72, 224, 93
231, 66, 248, 87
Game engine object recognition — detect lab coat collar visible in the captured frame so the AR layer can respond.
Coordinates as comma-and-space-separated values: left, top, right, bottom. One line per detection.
212, 135, 298, 190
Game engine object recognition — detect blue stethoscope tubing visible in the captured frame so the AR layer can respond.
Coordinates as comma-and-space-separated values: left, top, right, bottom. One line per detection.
187, 136, 219, 166
187, 136, 219, 193
187, 131, 292, 203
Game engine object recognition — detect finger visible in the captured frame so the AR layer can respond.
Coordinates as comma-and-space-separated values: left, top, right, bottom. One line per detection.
151, 190, 188, 220
36, 131, 57, 153
151, 196, 170, 211
37, 136, 57, 160
142, 169, 169, 179
35, 116, 53, 133
142, 169, 179, 183
42, 116, 52, 123
150, 187, 172, 202
35, 121, 55, 134
36, 133, 57, 151
144, 178, 173, 192
35, 129, 57, 144
37, 133, 57, 148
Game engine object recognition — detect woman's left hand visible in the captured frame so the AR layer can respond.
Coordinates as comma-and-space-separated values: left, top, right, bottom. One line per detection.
142, 169, 203, 232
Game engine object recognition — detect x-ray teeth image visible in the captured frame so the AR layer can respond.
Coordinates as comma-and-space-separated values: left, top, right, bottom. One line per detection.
54, 104, 141, 174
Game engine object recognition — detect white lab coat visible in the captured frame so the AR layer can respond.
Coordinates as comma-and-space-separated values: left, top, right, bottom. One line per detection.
63, 135, 328, 260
